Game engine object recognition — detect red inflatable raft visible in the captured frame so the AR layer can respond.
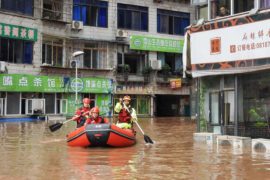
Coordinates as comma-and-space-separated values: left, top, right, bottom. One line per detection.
67, 123, 136, 147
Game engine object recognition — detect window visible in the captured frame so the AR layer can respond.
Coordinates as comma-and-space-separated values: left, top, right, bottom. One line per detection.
83, 42, 107, 69
117, 46, 147, 74
210, 0, 254, 19
42, 39, 63, 66
118, 4, 148, 31
1, 0, 33, 16
73, 0, 108, 28
43, 0, 63, 20
260, 0, 270, 8
210, 0, 230, 19
157, 9, 190, 36
198, 5, 208, 20
0, 38, 33, 64
158, 52, 183, 75
234, 0, 254, 14
6, 92, 20, 115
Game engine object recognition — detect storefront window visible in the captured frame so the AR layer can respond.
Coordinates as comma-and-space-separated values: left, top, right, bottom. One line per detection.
6, 92, 20, 115
137, 96, 150, 115
243, 72, 270, 124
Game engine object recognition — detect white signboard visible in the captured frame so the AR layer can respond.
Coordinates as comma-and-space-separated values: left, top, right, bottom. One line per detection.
190, 19, 270, 65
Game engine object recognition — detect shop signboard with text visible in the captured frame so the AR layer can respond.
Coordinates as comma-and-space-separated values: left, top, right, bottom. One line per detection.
190, 19, 270, 65
0, 22, 38, 41
0, 74, 113, 93
130, 35, 184, 53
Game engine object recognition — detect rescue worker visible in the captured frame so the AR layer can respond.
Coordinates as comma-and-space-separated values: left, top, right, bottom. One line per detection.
114, 95, 137, 129
72, 98, 91, 128
84, 106, 109, 125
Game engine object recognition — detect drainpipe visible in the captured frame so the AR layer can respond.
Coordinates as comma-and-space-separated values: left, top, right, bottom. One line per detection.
234, 75, 238, 136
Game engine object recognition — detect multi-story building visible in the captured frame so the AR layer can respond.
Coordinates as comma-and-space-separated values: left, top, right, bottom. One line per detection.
187, 0, 270, 138
0, 0, 194, 119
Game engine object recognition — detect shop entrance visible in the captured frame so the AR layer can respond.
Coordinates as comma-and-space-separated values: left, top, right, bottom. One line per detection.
156, 95, 189, 117
209, 90, 235, 134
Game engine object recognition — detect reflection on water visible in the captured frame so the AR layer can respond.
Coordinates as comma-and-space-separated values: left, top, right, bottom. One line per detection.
1, 118, 270, 179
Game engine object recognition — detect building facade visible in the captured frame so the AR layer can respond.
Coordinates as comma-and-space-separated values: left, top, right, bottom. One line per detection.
0, 0, 194, 118
187, 0, 270, 138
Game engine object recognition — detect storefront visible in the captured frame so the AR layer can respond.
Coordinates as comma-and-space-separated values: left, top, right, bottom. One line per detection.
187, 10, 270, 137
0, 74, 113, 117
125, 35, 188, 117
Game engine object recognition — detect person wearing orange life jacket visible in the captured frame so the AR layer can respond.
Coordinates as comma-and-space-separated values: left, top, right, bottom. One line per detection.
72, 98, 91, 128
84, 106, 109, 125
114, 95, 137, 129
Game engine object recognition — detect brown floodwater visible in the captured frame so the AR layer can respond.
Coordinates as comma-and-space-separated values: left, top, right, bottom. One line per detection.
0, 118, 270, 180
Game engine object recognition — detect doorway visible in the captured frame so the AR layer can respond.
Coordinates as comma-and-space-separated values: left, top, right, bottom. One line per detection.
209, 90, 235, 134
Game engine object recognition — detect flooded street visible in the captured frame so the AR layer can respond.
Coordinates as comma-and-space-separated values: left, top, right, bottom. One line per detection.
1, 118, 270, 179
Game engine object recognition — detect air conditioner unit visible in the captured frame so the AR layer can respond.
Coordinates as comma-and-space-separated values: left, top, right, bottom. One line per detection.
116, 29, 128, 38
0, 61, 6, 73
72, 20, 83, 30
70, 59, 84, 68
150, 60, 162, 70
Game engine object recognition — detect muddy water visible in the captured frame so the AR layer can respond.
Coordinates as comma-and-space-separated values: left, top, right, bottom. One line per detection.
0, 118, 270, 180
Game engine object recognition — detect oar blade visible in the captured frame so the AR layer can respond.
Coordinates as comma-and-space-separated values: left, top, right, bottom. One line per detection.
144, 135, 154, 144
49, 122, 63, 132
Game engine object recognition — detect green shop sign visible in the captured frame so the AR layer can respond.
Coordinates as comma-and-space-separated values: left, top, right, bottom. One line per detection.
0, 22, 38, 41
130, 35, 184, 53
0, 74, 112, 93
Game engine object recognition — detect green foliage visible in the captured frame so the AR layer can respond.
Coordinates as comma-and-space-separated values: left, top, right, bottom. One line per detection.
123, 64, 130, 73
161, 63, 171, 75
248, 108, 264, 121
199, 82, 207, 132
142, 66, 152, 75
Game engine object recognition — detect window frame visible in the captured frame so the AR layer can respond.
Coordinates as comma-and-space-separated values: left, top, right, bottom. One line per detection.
157, 9, 190, 36
42, 39, 63, 67
117, 3, 149, 31
0, 37, 33, 64
73, 0, 108, 28
0, 0, 34, 16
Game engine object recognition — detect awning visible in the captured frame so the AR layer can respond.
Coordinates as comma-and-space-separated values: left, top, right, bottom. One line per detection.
190, 64, 270, 78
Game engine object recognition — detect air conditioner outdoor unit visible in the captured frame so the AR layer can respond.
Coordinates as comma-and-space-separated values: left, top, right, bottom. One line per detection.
70, 59, 84, 68
0, 61, 6, 72
150, 60, 162, 70
72, 20, 83, 30
116, 29, 128, 38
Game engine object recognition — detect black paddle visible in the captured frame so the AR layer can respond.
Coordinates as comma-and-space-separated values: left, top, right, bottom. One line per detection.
49, 119, 73, 132
134, 121, 154, 144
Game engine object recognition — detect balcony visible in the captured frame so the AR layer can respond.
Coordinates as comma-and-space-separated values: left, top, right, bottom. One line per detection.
42, 0, 71, 23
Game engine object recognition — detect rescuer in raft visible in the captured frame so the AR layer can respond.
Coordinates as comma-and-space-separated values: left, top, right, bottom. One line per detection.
71, 98, 91, 128
114, 95, 137, 129
84, 106, 109, 124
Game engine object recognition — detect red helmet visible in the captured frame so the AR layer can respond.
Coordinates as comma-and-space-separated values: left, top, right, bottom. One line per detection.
123, 95, 131, 101
83, 98, 91, 104
91, 107, 100, 114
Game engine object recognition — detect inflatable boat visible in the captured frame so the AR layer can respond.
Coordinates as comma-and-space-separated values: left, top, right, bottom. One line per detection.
67, 123, 136, 147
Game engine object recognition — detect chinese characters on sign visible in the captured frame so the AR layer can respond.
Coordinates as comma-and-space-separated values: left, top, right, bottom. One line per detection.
0, 74, 112, 93
210, 37, 221, 54
170, 79, 182, 89
230, 28, 270, 54
130, 35, 184, 53
0, 23, 38, 41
